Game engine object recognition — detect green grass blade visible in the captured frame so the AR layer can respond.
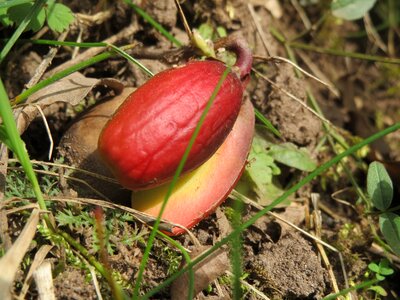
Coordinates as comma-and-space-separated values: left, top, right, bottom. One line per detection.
16, 38, 108, 47
132, 67, 232, 298
14, 44, 151, 105
143, 122, 400, 298
231, 198, 244, 299
108, 44, 154, 77
0, 78, 49, 215
13, 51, 114, 105
289, 41, 400, 65
0, 0, 46, 64
157, 232, 194, 300
254, 108, 281, 138
0, 0, 33, 9
322, 278, 380, 300
122, 0, 182, 47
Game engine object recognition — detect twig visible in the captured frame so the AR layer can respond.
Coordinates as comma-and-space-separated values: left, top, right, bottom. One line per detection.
247, 3, 273, 57
311, 194, 340, 293
88, 265, 103, 300
293, 51, 340, 97
290, 0, 311, 30
8, 158, 119, 184
253, 54, 334, 89
26, 30, 69, 89
174, 0, 193, 42
363, 13, 387, 53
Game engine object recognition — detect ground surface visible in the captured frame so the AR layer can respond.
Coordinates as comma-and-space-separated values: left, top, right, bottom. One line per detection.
1, 0, 400, 299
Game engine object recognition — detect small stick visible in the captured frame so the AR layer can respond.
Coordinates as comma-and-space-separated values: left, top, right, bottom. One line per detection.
311, 194, 340, 294
174, 0, 193, 42
247, 3, 273, 57
253, 54, 334, 89
26, 30, 69, 89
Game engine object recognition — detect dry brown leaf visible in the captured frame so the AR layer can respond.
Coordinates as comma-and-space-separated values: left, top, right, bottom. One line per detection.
16, 72, 124, 134
0, 208, 40, 300
171, 246, 229, 299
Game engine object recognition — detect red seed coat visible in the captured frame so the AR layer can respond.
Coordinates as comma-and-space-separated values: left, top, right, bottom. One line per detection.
98, 60, 244, 190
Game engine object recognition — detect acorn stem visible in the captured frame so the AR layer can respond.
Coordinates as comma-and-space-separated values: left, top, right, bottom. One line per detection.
215, 33, 253, 81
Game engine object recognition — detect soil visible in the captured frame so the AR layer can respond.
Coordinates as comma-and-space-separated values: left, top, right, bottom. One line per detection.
1, 0, 400, 299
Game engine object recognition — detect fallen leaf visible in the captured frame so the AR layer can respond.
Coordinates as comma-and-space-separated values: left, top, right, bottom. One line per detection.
171, 246, 229, 299
16, 72, 124, 134
0, 208, 40, 300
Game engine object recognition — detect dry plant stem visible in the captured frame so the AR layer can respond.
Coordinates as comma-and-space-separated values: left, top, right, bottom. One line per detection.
6, 203, 41, 215
369, 243, 400, 267
88, 265, 103, 300
26, 30, 69, 89
290, 0, 311, 30
32, 105, 54, 160
8, 159, 119, 184
174, 0, 193, 41
252, 68, 332, 125
247, 3, 273, 57
75, 8, 113, 26
331, 188, 358, 213
293, 51, 340, 97
253, 54, 334, 90
363, 14, 387, 53
72, 26, 84, 58
44, 23, 138, 78
311, 194, 340, 294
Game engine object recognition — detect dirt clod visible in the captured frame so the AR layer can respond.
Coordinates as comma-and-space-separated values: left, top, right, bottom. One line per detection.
248, 231, 328, 299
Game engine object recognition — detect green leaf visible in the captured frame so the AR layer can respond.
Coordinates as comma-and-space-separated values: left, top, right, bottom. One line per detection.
367, 161, 393, 211
268, 143, 317, 172
45, 2, 74, 33
379, 212, 400, 255
0, 0, 33, 9
368, 285, 387, 296
0, 125, 16, 152
8, 2, 45, 32
0, 6, 13, 27
368, 262, 380, 273
239, 131, 284, 204
378, 259, 394, 276
331, 0, 377, 21
216, 26, 227, 38
197, 22, 214, 40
